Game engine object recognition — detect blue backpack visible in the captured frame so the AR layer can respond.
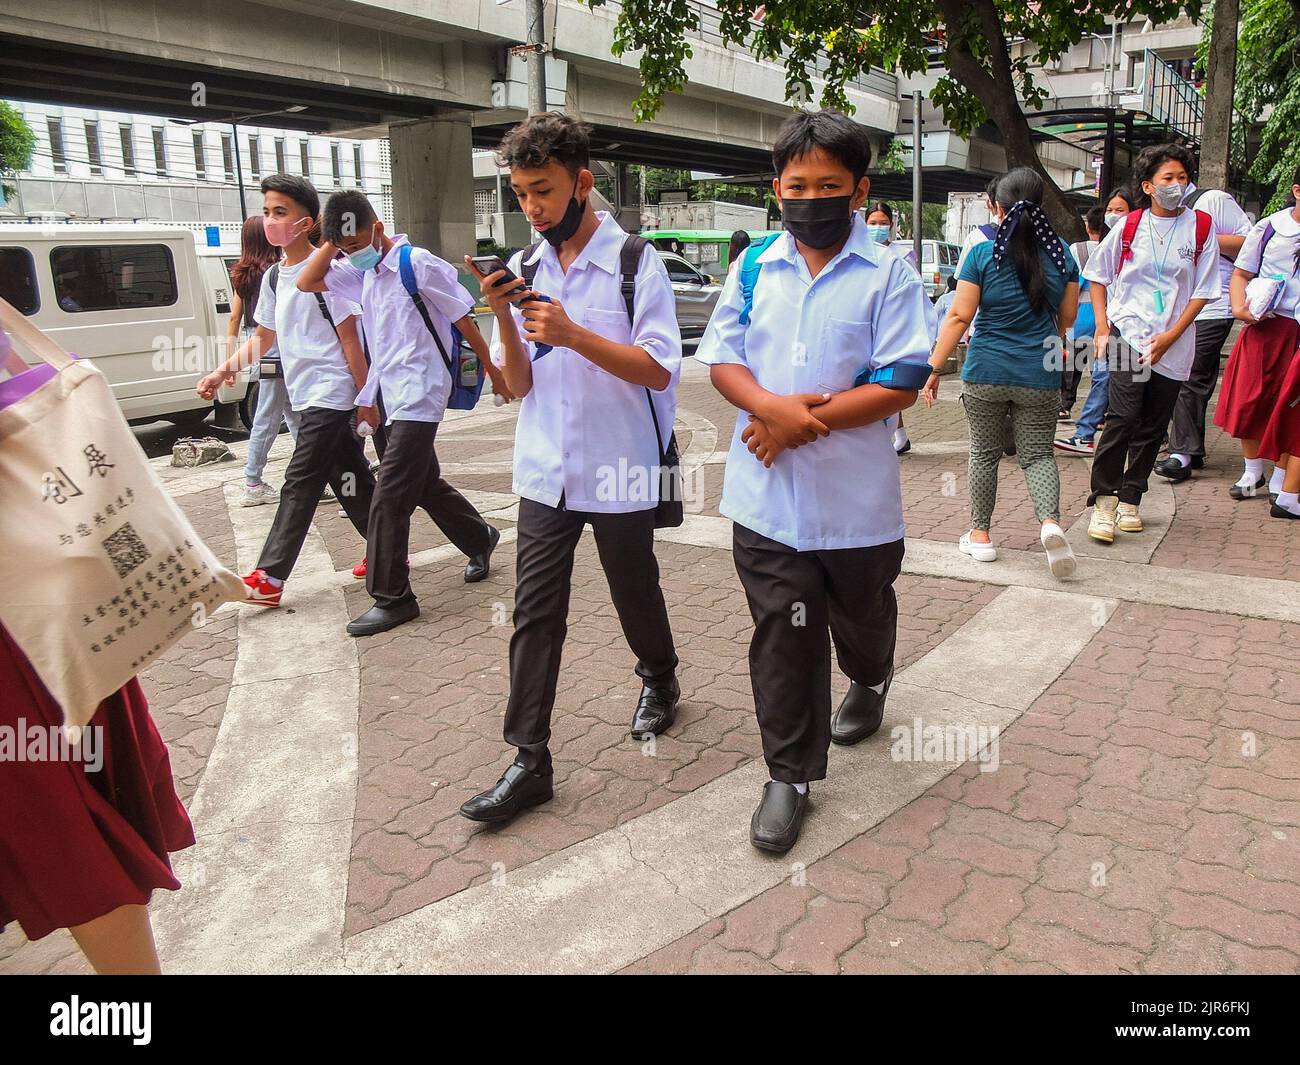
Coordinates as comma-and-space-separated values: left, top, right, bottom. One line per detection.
397, 243, 484, 410
736, 231, 931, 391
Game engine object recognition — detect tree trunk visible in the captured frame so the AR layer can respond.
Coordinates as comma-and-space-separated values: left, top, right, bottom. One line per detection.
938, 0, 1085, 241
1199, 0, 1239, 190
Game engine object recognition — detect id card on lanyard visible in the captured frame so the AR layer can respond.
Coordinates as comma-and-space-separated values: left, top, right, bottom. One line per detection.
1149, 212, 1177, 316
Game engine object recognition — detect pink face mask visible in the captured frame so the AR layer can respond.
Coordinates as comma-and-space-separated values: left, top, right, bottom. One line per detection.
263, 215, 307, 247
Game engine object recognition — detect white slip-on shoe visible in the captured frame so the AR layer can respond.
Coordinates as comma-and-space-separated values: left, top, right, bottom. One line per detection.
958, 532, 997, 562
1040, 521, 1076, 579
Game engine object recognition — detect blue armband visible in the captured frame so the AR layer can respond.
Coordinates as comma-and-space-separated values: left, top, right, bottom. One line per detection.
853, 363, 932, 390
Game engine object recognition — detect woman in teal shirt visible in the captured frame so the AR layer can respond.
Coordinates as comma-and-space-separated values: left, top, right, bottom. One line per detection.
923, 167, 1080, 578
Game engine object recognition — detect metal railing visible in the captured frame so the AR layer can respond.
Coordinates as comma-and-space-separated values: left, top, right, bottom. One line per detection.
1141, 48, 1203, 142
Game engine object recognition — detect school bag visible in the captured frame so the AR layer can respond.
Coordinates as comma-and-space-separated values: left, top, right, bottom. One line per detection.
520, 234, 683, 528
735, 231, 931, 390
397, 244, 484, 411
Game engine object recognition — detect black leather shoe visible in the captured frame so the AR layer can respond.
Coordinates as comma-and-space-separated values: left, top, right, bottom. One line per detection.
750, 782, 809, 854
459, 761, 554, 823
1192, 456, 1205, 470
630, 678, 680, 739
831, 668, 893, 746
346, 598, 419, 636
1271, 502, 1300, 520
1229, 476, 1267, 501
1153, 456, 1192, 482
464, 525, 501, 583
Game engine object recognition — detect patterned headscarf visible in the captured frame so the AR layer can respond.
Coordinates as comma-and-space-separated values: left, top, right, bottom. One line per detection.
992, 199, 1070, 274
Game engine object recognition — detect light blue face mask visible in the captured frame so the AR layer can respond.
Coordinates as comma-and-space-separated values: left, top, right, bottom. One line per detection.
866, 223, 891, 244
347, 227, 382, 270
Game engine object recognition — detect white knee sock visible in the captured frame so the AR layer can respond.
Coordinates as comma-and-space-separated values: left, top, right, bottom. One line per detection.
1270, 466, 1287, 494
1244, 457, 1264, 481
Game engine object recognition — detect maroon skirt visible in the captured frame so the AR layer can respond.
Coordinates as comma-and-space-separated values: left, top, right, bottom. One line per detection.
0, 627, 195, 941
1258, 345, 1300, 462
1213, 315, 1300, 441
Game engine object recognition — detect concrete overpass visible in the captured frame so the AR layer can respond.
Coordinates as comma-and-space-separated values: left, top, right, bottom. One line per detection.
0, 0, 902, 255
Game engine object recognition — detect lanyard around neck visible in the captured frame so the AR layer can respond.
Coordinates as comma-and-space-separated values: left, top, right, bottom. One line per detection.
1147, 210, 1179, 282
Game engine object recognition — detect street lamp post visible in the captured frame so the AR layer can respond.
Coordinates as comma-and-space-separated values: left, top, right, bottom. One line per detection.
173, 105, 306, 221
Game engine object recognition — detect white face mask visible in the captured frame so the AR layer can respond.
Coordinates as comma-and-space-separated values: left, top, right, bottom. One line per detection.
1150, 183, 1187, 210
1104, 212, 1125, 230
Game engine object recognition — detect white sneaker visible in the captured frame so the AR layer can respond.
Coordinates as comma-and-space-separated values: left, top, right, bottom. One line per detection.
1088, 495, 1118, 543
1040, 521, 1076, 579
958, 532, 997, 562
241, 482, 278, 507
1116, 502, 1143, 532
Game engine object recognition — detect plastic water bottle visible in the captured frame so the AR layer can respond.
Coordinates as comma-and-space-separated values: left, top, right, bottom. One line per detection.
460, 352, 479, 388
357, 420, 374, 438
493, 392, 506, 407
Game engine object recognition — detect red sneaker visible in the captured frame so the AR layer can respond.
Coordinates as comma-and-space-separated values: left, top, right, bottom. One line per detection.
242, 569, 283, 607
352, 557, 367, 580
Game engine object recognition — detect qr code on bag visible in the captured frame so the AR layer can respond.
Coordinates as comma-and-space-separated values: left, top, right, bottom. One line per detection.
102, 522, 150, 579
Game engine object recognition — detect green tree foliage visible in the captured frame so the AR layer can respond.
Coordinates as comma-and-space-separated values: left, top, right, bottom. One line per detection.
0, 101, 35, 200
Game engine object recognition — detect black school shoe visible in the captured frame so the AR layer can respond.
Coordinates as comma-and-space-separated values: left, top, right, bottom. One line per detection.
831, 669, 894, 746
631, 678, 680, 739
459, 761, 554, 823
1229, 476, 1267, 501
750, 781, 810, 854
1154, 457, 1195, 482
464, 525, 501, 583
1271, 502, 1300, 520
346, 598, 420, 636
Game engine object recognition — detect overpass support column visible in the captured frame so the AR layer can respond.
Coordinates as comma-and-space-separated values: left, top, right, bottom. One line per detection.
389, 115, 475, 261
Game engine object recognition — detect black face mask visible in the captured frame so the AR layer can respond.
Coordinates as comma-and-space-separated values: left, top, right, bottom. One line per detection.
542, 177, 587, 247
780, 194, 854, 249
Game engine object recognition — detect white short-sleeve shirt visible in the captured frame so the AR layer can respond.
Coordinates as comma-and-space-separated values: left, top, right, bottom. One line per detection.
253, 258, 361, 411
489, 211, 682, 513
1235, 208, 1300, 320
696, 215, 933, 551
1184, 184, 1253, 320
324, 234, 475, 423
1083, 207, 1222, 382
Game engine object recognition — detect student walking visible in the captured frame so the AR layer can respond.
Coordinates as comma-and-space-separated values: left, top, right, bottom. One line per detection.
923, 167, 1080, 578
456, 113, 683, 826
699, 111, 932, 854
1081, 144, 1220, 542
300, 189, 503, 636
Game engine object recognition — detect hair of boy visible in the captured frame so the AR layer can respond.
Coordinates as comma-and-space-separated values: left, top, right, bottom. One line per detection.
260, 173, 320, 220
865, 201, 894, 222
1133, 143, 1197, 205
729, 229, 751, 261
993, 166, 1052, 316
771, 110, 873, 185
323, 189, 378, 244
495, 111, 592, 176
1083, 205, 1106, 237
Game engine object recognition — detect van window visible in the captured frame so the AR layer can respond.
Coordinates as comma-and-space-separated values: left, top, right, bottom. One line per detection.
50, 244, 178, 313
922, 244, 935, 265
0, 248, 40, 315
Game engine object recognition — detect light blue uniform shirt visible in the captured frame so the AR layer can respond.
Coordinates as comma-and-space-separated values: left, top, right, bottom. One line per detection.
696, 215, 933, 551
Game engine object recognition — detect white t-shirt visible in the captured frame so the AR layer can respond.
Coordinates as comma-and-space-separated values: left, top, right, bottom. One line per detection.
1235, 208, 1300, 321
1083, 207, 1222, 382
254, 258, 362, 411
1184, 184, 1253, 320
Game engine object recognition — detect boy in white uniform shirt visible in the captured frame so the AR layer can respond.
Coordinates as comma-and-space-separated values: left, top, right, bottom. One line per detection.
299, 190, 502, 637
697, 111, 932, 854
1083, 144, 1221, 542
197, 175, 375, 607
458, 113, 683, 825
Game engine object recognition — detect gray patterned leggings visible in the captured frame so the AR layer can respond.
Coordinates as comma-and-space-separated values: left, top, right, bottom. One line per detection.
962, 382, 1061, 531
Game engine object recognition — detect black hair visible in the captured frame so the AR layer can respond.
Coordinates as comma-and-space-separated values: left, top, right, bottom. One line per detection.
729, 229, 751, 262
496, 111, 591, 176
1083, 205, 1106, 236
985, 175, 1001, 208
1106, 185, 1138, 212
994, 166, 1052, 316
323, 189, 379, 244
1133, 143, 1197, 206
772, 110, 873, 184
946, 273, 958, 292
865, 201, 894, 221
260, 173, 319, 220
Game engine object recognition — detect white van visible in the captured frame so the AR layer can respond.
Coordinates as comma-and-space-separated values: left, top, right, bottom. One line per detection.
0, 223, 252, 427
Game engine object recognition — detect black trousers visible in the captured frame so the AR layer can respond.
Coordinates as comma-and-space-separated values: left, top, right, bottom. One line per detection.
504, 497, 678, 773
1167, 316, 1234, 458
733, 524, 903, 784
366, 419, 493, 609
1060, 337, 1090, 410
1089, 360, 1184, 505
257, 406, 375, 580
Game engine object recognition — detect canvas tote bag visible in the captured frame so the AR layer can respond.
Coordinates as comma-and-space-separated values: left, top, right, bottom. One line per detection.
0, 297, 247, 729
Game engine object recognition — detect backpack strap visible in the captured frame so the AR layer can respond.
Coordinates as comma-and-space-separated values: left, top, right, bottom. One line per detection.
619, 233, 648, 325
738, 232, 782, 326
1184, 188, 1206, 210
978, 221, 999, 240
520, 242, 543, 288
1118, 209, 1143, 275
398, 243, 454, 374
1193, 209, 1213, 264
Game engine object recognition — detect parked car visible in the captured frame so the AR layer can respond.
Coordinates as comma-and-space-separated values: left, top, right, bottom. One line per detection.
659, 251, 722, 340
919, 240, 961, 299
0, 223, 252, 427
644, 229, 774, 280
